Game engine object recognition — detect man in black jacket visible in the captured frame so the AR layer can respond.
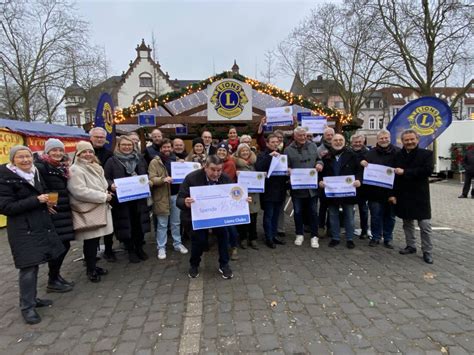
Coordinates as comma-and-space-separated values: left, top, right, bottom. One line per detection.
459, 149, 474, 198
90, 127, 113, 166
201, 130, 217, 156
392, 129, 434, 264
350, 133, 369, 239
360, 129, 399, 249
255, 134, 288, 249
177, 155, 233, 279
144, 129, 163, 164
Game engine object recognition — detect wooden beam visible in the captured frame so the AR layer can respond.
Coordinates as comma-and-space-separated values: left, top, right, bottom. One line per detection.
179, 104, 207, 117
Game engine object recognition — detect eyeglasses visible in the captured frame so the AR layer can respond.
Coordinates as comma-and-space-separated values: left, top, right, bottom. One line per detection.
119, 144, 134, 147
92, 136, 106, 139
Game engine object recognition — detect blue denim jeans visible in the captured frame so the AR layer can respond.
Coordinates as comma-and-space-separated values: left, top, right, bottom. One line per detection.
292, 196, 318, 236
189, 227, 229, 268
357, 197, 369, 233
263, 201, 283, 242
228, 225, 239, 248
156, 195, 182, 250
368, 201, 396, 242
328, 204, 355, 241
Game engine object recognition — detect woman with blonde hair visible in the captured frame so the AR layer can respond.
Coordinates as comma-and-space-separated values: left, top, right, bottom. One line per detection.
68, 141, 114, 282
234, 143, 260, 249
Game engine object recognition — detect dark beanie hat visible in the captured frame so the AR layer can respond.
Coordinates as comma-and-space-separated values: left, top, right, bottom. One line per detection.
217, 142, 230, 152
192, 137, 204, 147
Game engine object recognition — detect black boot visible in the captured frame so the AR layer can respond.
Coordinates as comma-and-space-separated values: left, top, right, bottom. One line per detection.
22, 308, 41, 324
136, 247, 149, 261
57, 275, 75, 287
47, 278, 73, 293
128, 251, 140, 263
87, 269, 101, 283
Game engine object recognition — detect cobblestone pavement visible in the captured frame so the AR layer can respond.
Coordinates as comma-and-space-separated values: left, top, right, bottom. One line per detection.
0, 181, 473, 354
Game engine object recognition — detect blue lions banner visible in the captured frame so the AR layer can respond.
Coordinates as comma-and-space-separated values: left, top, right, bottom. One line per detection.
387, 96, 452, 149
94, 93, 115, 150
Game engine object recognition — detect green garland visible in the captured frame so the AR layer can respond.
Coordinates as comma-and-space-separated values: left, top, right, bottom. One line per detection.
115, 71, 350, 124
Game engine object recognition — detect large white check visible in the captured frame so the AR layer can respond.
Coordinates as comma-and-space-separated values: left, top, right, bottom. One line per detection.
363, 163, 395, 189
265, 106, 293, 126
171, 161, 201, 184
268, 154, 288, 177
237, 171, 265, 193
290, 168, 318, 189
115, 174, 151, 203
190, 184, 250, 230
323, 175, 356, 197
301, 116, 327, 134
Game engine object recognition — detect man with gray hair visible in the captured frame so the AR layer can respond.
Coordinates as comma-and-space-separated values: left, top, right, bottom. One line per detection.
392, 129, 434, 264
144, 128, 163, 164
360, 129, 399, 249
89, 127, 113, 166
284, 127, 323, 248
317, 127, 335, 237
350, 132, 369, 239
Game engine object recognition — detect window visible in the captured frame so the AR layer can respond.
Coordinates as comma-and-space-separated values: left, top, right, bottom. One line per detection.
139, 73, 153, 87
392, 108, 399, 117
466, 93, 474, 99
370, 100, 375, 109
369, 117, 375, 130
393, 93, 403, 99
311, 88, 324, 94
378, 117, 384, 129
334, 101, 344, 109
379, 100, 384, 108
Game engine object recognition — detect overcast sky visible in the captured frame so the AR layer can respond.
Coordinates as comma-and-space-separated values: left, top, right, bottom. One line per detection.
76, 0, 328, 90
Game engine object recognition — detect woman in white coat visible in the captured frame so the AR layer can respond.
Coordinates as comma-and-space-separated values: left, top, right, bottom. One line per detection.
68, 141, 114, 282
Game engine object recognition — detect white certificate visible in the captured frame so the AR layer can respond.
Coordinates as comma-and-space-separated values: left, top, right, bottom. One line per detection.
268, 154, 288, 177
301, 116, 327, 134
115, 174, 151, 203
190, 184, 250, 230
171, 161, 201, 184
323, 175, 356, 197
290, 168, 318, 189
265, 106, 293, 126
363, 163, 395, 189
237, 171, 265, 193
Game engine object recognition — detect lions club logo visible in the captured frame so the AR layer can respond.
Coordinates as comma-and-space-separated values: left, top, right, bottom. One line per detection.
407, 105, 442, 136
345, 177, 353, 184
309, 170, 316, 177
210, 80, 249, 119
193, 164, 200, 170
102, 102, 114, 134
230, 186, 244, 201
386, 168, 393, 176
139, 176, 147, 184
257, 173, 263, 180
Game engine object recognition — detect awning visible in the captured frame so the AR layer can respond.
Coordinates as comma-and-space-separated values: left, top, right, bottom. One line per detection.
0, 118, 89, 139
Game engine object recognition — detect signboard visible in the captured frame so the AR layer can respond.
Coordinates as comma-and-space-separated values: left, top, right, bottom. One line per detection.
0, 129, 24, 164
94, 93, 115, 150
297, 111, 311, 124
138, 114, 156, 127
175, 126, 188, 135
207, 79, 253, 121
26, 137, 84, 154
387, 96, 452, 149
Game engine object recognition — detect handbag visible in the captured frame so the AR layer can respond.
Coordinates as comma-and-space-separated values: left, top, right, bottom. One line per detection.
70, 201, 108, 232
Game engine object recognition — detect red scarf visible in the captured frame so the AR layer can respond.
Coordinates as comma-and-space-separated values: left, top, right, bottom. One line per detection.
41, 154, 71, 179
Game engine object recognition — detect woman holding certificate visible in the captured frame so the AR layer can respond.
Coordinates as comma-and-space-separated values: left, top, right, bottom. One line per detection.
234, 143, 260, 250
319, 134, 362, 249
104, 136, 150, 263
68, 141, 114, 283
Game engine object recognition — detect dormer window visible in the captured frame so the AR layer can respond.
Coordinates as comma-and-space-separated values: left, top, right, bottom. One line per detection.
393, 93, 403, 99
139, 73, 153, 87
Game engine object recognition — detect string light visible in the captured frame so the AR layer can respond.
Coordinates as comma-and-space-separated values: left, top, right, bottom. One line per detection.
113, 71, 351, 125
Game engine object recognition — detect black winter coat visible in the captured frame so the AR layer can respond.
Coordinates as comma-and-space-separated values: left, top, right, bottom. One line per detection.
0, 165, 65, 269
320, 148, 362, 205
393, 146, 433, 220
255, 148, 287, 203
104, 156, 151, 241
177, 168, 232, 225
94, 146, 113, 167
362, 144, 400, 202
35, 159, 75, 242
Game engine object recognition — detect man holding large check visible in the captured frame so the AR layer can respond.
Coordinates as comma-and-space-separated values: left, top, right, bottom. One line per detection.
177, 155, 251, 280
360, 129, 400, 249
319, 134, 362, 249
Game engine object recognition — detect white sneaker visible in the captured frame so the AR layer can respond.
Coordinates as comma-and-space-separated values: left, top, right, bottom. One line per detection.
311, 236, 319, 249
175, 244, 188, 254
294, 235, 304, 246
157, 249, 166, 259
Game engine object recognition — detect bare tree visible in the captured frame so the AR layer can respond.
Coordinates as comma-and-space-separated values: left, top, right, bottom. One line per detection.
150, 31, 161, 97
260, 49, 278, 85
281, 1, 395, 119
0, 0, 105, 122
375, 0, 474, 106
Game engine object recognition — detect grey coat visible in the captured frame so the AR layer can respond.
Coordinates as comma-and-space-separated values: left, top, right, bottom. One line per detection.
284, 141, 322, 198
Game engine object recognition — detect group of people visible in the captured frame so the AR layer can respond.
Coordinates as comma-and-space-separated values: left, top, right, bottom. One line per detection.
0, 120, 435, 325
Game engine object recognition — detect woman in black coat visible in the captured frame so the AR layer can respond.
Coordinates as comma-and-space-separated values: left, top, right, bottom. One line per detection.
104, 136, 150, 263
35, 139, 74, 293
0, 145, 65, 324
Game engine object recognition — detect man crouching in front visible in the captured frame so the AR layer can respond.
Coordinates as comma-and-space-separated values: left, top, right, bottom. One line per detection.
177, 155, 234, 279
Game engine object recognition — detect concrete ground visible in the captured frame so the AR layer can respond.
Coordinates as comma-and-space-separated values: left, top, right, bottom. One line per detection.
0, 180, 472, 354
